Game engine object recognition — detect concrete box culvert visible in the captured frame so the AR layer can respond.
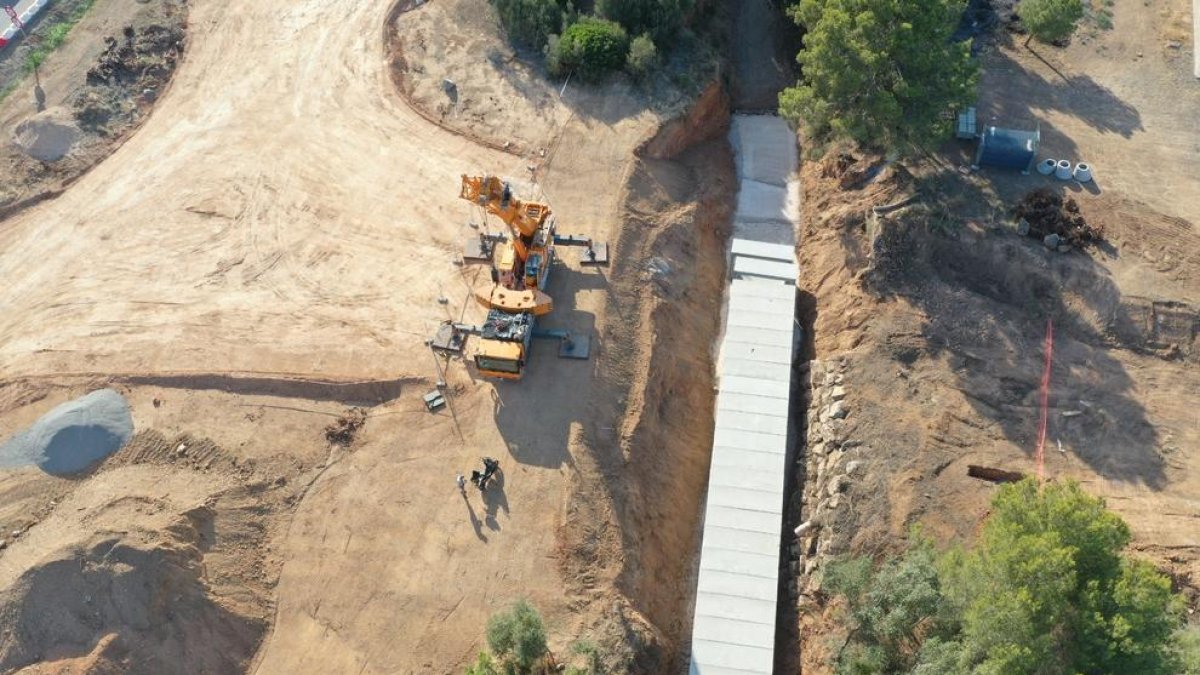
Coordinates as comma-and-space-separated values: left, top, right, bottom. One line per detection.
1054, 159, 1073, 180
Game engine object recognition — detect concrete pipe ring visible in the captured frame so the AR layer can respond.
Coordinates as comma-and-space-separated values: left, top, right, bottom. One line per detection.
1055, 159, 1073, 180
1073, 163, 1093, 183
1037, 158, 1057, 175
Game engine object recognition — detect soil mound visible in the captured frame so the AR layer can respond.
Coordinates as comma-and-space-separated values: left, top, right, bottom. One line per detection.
0, 389, 133, 475
0, 533, 264, 674
12, 107, 82, 162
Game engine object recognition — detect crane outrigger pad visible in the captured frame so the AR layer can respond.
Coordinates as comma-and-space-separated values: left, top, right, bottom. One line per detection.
552, 234, 610, 266
430, 323, 467, 354
462, 239, 493, 263
558, 334, 591, 359
580, 243, 609, 266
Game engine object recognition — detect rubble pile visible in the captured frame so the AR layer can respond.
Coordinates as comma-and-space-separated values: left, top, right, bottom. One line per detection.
1014, 188, 1104, 248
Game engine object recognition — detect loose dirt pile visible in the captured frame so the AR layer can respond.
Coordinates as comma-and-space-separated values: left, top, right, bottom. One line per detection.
12, 107, 82, 162
0, 531, 263, 674
74, 23, 184, 135
323, 407, 366, 446
0, 389, 132, 474
1014, 187, 1104, 247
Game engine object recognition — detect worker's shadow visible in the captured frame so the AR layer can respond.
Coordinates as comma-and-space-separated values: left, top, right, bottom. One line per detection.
463, 494, 488, 543
480, 472, 509, 531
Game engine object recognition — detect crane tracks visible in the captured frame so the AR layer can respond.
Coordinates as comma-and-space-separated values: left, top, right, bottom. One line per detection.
107, 429, 253, 479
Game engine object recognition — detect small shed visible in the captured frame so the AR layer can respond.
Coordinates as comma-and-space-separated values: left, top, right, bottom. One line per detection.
972, 126, 1040, 174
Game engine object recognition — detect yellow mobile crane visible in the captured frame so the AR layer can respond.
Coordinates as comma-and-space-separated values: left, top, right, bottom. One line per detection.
430, 175, 608, 380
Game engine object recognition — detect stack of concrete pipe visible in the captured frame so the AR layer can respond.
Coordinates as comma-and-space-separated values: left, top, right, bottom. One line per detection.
1037, 158, 1093, 183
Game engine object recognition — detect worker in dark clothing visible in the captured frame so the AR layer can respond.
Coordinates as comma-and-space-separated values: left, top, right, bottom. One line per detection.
470, 457, 501, 491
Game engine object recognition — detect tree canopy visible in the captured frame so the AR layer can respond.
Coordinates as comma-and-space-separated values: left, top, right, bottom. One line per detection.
779, 0, 978, 154
468, 599, 549, 674
824, 480, 1189, 674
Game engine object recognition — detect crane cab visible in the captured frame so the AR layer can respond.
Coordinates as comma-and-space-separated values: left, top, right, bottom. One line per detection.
473, 310, 535, 380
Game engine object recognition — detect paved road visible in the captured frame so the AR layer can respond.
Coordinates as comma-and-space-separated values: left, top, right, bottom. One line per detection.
0, 0, 43, 34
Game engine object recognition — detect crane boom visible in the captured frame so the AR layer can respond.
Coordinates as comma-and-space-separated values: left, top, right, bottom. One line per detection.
460, 175, 550, 239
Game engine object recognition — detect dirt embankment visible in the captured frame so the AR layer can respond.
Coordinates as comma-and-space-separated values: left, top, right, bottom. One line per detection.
552, 87, 734, 671
0, 0, 186, 217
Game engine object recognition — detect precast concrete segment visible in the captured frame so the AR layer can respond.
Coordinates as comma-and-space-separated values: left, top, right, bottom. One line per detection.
732, 256, 797, 282
691, 639, 775, 674
696, 569, 781, 603
731, 238, 796, 260
712, 428, 788, 453
720, 342, 795, 365
729, 115, 798, 187
699, 547, 779, 579
731, 220, 797, 245
692, 613, 778, 648
693, 114, 800, 675
720, 357, 794, 382
717, 391, 792, 416
702, 525, 784, 556
704, 504, 785, 533
706, 485, 788, 513
722, 325, 796, 349
733, 180, 795, 224
695, 589, 777, 623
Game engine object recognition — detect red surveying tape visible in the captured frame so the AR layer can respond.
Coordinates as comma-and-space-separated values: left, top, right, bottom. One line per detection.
1035, 318, 1054, 482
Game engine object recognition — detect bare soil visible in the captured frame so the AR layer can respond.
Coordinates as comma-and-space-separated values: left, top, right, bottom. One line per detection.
789, 0, 1200, 670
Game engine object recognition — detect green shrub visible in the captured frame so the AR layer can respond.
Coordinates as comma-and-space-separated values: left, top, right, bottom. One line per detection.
547, 17, 629, 81
625, 33, 657, 78
484, 599, 548, 673
1021, 0, 1086, 43
824, 480, 1189, 675
465, 652, 499, 675
491, 0, 567, 48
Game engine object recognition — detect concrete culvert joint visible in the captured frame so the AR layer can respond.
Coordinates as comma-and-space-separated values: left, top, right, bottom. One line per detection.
1054, 159, 1073, 180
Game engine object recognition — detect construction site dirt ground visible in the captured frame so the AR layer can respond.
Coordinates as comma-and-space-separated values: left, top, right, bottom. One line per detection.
793, 0, 1200, 670
0, 0, 732, 673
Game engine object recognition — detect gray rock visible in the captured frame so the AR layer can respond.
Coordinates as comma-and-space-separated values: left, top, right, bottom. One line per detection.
1017, 218, 1031, 236
846, 460, 863, 475
1043, 233, 1062, 249
828, 400, 848, 419
826, 474, 848, 497
1057, 244, 1072, 253
831, 385, 847, 400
